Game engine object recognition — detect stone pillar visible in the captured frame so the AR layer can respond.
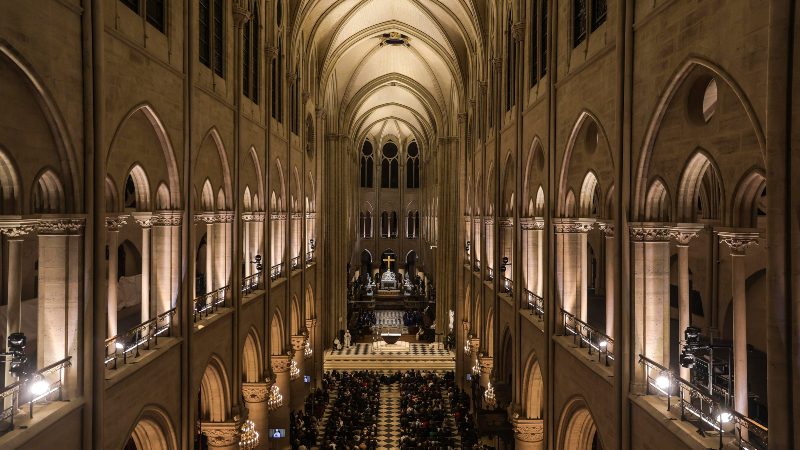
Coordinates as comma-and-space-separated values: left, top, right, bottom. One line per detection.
152, 212, 181, 315
205, 218, 215, 295
670, 224, 703, 380
598, 223, 615, 339
106, 218, 122, 337
553, 219, 594, 322
215, 213, 233, 289
270, 355, 292, 448
512, 418, 544, 450
718, 231, 759, 417
499, 217, 513, 283
305, 318, 318, 385
133, 213, 153, 321
243, 218, 251, 278
200, 420, 241, 450
242, 382, 270, 450
630, 224, 672, 389
479, 355, 494, 388
290, 335, 307, 407
37, 218, 84, 369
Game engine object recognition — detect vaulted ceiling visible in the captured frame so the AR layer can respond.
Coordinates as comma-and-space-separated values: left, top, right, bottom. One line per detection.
292, 0, 481, 150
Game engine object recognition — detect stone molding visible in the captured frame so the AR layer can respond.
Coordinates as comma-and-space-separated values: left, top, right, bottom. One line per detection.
484, 217, 495, 226
290, 335, 306, 351
271, 355, 292, 373
553, 218, 595, 234
597, 221, 614, 237
232, 0, 253, 27
479, 356, 494, 375
131, 212, 154, 228
491, 57, 502, 72
718, 231, 760, 255
520, 217, 543, 230
498, 217, 513, 227
242, 382, 270, 403
105, 214, 129, 231
216, 211, 234, 223
290, 212, 304, 220
512, 22, 526, 42
316, 108, 327, 121
629, 222, 672, 242
38, 217, 85, 235
468, 338, 481, 354
242, 212, 265, 222
512, 417, 544, 443
670, 223, 705, 246
265, 46, 278, 60
270, 212, 288, 220
305, 318, 318, 329
457, 112, 468, 124
152, 211, 182, 226
200, 420, 241, 447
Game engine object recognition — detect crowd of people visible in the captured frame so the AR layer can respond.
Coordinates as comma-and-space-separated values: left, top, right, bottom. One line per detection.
290, 388, 329, 450
321, 371, 380, 449
398, 371, 479, 449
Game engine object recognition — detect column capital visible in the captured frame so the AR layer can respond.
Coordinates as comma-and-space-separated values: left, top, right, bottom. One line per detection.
271, 354, 292, 373
242, 212, 265, 222
597, 221, 614, 237
484, 216, 495, 226
232, 0, 253, 28
290, 335, 306, 351
718, 230, 760, 255
131, 212, 154, 229
265, 45, 278, 59
38, 216, 85, 235
152, 210, 183, 226
305, 318, 318, 329
200, 420, 241, 447
457, 112, 469, 124
512, 417, 544, 443
479, 356, 494, 375
105, 214, 130, 231
242, 382, 270, 403
629, 222, 672, 242
216, 211, 235, 223
553, 218, 595, 234
462, 320, 471, 332
468, 338, 481, 354
499, 217, 513, 227
670, 223, 705, 246
520, 217, 544, 230
491, 57, 503, 73
0, 217, 38, 238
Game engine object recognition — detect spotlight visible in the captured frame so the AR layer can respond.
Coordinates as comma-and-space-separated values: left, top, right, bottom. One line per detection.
684, 326, 701, 349
679, 351, 695, 369
654, 372, 671, 391
115, 342, 124, 350
29, 377, 49, 397
598, 340, 608, 350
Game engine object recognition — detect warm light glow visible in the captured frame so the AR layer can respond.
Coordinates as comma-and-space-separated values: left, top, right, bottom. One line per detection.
655, 373, 671, 391
239, 419, 260, 449
598, 340, 608, 349
115, 342, 124, 350
30, 378, 49, 397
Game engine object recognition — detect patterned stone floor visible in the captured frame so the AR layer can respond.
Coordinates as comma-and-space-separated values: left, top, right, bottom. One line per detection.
376, 383, 401, 450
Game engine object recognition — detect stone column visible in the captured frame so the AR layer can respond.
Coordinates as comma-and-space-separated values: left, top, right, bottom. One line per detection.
105, 217, 125, 337
290, 335, 307, 407
499, 217, 513, 285
512, 417, 544, 450
630, 223, 672, 389
200, 420, 241, 450
598, 222, 615, 339
718, 231, 759, 417
133, 213, 153, 321
243, 218, 251, 278
152, 212, 182, 315
670, 224, 704, 380
37, 218, 84, 370
553, 219, 594, 322
242, 382, 270, 450
215, 212, 233, 289
270, 355, 292, 448
479, 355, 494, 388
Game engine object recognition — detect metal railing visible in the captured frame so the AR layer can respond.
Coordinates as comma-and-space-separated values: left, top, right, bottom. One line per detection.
105, 308, 177, 368
290, 256, 301, 270
0, 357, 71, 430
524, 289, 544, 318
242, 272, 263, 295
192, 286, 230, 322
270, 263, 284, 280
639, 355, 768, 450
501, 276, 513, 295
561, 309, 614, 365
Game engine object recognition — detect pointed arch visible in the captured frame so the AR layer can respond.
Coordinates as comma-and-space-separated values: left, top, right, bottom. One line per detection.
578, 171, 600, 218
291, 294, 302, 334
677, 150, 724, 222
31, 168, 65, 214
242, 329, 263, 383
731, 168, 766, 228
198, 127, 233, 210
125, 164, 151, 211
243, 186, 253, 212
124, 406, 178, 450
644, 178, 671, 222
199, 356, 231, 423
270, 309, 285, 355
248, 146, 265, 211
105, 175, 119, 213
155, 182, 170, 211
523, 352, 544, 419
557, 397, 604, 450
201, 179, 215, 211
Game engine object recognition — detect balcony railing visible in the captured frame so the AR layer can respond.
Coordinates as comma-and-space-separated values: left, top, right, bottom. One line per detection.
192, 286, 230, 322
270, 263, 284, 280
561, 309, 614, 366
290, 256, 301, 270
639, 355, 768, 450
501, 276, 513, 295
0, 357, 71, 430
105, 307, 177, 368
242, 272, 263, 295
524, 289, 544, 318
486, 267, 494, 281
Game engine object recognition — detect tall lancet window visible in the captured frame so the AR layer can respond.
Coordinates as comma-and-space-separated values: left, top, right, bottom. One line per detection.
360, 141, 374, 188
243, 2, 260, 103
381, 142, 399, 188
406, 141, 420, 188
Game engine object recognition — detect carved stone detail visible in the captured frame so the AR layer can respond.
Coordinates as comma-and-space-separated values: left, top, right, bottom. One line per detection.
242, 382, 269, 403
498, 217, 513, 227
553, 219, 595, 234
271, 355, 292, 373
597, 221, 614, 237
152, 211, 182, 226
629, 223, 671, 242
39, 217, 85, 235
242, 212, 265, 222
200, 420, 241, 447
512, 23, 526, 42
718, 231, 760, 255
0, 224, 36, 238
479, 356, 494, 375
290, 335, 306, 351
513, 418, 545, 443
265, 46, 278, 60
670, 223, 704, 246
132, 212, 154, 228
105, 215, 129, 231
305, 318, 318, 329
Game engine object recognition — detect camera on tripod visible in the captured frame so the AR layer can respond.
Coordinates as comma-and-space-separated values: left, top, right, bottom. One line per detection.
1, 332, 29, 379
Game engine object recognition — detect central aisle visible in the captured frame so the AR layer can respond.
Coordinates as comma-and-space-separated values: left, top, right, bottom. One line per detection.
375, 383, 401, 449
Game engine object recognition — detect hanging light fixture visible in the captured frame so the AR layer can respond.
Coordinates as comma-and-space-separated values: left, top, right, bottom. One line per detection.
267, 384, 284, 411
289, 360, 300, 380
483, 381, 497, 410
238, 419, 260, 449
304, 339, 313, 358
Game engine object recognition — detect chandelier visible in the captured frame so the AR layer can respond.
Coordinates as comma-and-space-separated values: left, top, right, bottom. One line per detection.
484, 382, 497, 410
289, 360, 300, 380
239, 419, 259, 449
304, 339, 313, 358
471, 358, 481, 377
267, 384, 283, 411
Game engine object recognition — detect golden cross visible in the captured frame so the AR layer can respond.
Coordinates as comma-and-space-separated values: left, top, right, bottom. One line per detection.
383, 255, 395, 270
